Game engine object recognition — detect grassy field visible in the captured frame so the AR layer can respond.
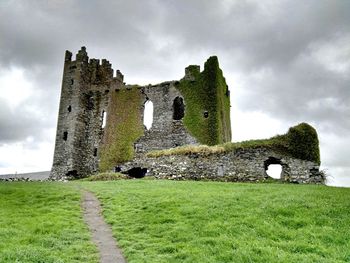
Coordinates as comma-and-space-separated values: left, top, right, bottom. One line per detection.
0, 182, 98, 263
1, 180, 349, 263
80, 180, 350, 263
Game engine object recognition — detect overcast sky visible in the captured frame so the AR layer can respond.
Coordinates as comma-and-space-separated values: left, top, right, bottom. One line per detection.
0, 0, 349, 186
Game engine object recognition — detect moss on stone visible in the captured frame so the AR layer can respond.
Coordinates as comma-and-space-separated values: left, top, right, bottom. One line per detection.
148, 123, 320, 165
283, 123, 320, 164
176, 56, 231, 145
223, 123, 320, 164
99, 87, 144, 171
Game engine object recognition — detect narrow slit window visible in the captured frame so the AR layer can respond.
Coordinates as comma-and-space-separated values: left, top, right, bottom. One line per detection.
102, 111, 107, 128
63, 131, 68, 141
68, 105, 72, 112
143, 100, 154, 130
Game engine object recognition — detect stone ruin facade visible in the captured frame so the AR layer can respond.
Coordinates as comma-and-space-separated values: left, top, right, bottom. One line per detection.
51, 47, 324, 184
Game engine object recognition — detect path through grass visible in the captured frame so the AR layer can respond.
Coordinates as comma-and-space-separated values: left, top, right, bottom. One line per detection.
80, 180, 350, 263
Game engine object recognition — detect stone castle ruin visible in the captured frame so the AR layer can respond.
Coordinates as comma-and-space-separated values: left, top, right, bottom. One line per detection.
51, 47, 324, 184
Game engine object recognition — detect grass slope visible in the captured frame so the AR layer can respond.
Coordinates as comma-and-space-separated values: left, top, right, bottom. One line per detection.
81, 180, 350, 263
0, 182, 98, 263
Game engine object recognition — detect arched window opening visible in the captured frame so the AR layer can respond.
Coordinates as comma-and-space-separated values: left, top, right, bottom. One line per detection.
264, 157, 282, 179
102, 111, 107, 128
173, 96, 185, 120
63, 131, 68, 141
266, 164, 282, 179
143, 100, 154, 130
68, 105, 72, 112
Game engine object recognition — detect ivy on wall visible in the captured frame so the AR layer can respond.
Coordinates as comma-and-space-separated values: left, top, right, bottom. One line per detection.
176, 56, 231, 145
99, 87, 144, 171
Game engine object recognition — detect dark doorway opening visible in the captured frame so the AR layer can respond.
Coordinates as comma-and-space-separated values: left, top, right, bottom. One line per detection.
173, 97, 185, 120
122, 167, 147, 178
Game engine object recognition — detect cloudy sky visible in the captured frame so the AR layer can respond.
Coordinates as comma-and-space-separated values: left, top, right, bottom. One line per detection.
0, 0, 349, 186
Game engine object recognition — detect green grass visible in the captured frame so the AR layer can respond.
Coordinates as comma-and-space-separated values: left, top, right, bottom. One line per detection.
81, 172, 129, 181
80, 180, 350, 263
1, 180, 348, 262
0, 182, 98, 263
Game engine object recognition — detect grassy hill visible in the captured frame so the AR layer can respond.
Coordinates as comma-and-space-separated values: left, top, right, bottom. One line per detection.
0, 180, 349, 262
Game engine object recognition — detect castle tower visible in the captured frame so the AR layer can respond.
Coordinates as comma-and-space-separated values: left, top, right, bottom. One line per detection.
50, 47, 123, 180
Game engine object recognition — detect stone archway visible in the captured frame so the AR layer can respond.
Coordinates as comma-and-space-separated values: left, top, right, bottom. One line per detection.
264, 157, 290, 181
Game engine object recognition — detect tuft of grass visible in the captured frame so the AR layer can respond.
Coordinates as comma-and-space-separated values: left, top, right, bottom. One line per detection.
147, 123, 320, 164
0, 182, 98, 262
147, 144, 225, 157
80, 180, 350, 263
81, 172, 129, 181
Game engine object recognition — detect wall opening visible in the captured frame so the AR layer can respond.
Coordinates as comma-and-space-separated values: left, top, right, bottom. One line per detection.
87, 95, 94, 110
173, 96, 185, 120
68, 105, 71, 112
143, 100, 153, 130
123, 167, 147, 178
266, 164, 282, 179
264, 157, 282, 179
93, 148, 97, 157
63, 131, 68, 141
102, 111, 107, 128
66, 170, 78, 178
203, 111, 209, 118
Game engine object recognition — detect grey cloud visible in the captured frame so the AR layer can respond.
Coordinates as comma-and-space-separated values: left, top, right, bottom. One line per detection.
0, 0, 349, 181
0, 98, 50, 144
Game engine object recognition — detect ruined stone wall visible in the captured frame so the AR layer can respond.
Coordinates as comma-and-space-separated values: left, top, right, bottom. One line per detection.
120, 148, 324, 184
135, 82, 198, 153
51, 47, 123, 179
51, 48, 232, 179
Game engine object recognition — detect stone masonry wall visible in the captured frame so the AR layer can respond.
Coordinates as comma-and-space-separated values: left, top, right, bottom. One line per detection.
134, 82, 198, 154
51, 47, 123, 179
120, 147, 324, 184
51, 47, 202, 179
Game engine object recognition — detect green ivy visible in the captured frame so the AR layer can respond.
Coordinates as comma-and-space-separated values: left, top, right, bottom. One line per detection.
176, 56, 231, 145
99, 87, 144, 171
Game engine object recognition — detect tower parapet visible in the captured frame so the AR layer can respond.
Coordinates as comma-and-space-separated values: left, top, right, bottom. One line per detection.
184, 65, 200, 81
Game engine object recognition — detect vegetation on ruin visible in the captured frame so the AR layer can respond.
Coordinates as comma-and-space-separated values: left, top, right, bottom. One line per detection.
176, 56, 231, 145
81, 172, 129, 181
80, 179, 350, 262
147, 122, 321, 164
0, 182, 98, 262
99, 86, 144, 171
